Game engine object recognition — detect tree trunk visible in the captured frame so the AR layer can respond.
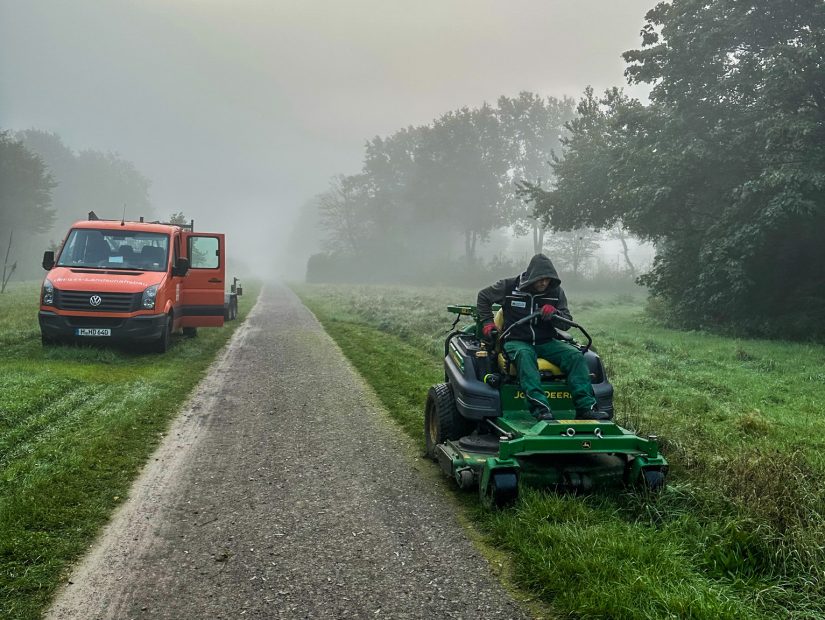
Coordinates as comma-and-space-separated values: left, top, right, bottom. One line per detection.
1, 231, 12, 294
616, 228, 637, 278
464, 229, 478, 264
532, 220, 546, 254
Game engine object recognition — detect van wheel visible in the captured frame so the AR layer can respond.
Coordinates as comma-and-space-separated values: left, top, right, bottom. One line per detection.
153, 315, 172, 353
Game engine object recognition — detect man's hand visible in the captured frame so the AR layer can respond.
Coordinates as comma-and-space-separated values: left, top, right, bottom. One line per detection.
540, 304, 557, 320
482, 322, 498, 340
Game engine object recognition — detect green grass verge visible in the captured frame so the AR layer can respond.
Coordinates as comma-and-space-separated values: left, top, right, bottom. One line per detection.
0, 280, 259, 620
295, 282, 825, 620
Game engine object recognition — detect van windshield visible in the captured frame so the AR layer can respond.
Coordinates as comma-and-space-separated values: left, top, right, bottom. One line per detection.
57, 229, 170, 272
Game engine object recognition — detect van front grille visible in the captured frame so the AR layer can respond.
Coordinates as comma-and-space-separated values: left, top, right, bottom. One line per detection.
55, 290, 141, 313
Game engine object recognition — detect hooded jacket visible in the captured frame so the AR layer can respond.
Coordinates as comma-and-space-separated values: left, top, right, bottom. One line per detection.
476, 254, 572, 345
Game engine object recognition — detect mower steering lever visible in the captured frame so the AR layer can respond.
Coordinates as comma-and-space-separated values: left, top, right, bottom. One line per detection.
549, 314, 592, 351
499, 310, 593, 351
498, 310, 542, 341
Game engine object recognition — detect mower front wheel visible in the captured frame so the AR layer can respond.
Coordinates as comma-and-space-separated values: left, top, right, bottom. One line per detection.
424, 383, 466, 460
641, 469, 666, 493
480, 471, 519, 509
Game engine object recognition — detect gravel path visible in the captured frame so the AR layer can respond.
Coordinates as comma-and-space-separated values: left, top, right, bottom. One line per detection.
46, 284, 530, 620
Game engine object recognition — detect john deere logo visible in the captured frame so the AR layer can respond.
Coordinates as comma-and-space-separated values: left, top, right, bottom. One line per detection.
89, 295, 102, 307
582, 441, 592, 449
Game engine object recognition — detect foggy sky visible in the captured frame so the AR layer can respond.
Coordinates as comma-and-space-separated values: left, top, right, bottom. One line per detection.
1, 0, 654, 274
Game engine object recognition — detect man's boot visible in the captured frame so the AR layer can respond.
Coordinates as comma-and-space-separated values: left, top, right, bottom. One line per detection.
576, 404, 610, 421
531, 405, 558, 423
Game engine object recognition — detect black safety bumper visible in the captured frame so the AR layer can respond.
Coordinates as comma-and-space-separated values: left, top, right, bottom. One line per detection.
39, 311, 167, 342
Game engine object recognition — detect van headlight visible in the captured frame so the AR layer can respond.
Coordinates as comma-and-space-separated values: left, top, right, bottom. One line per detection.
142, 285, 158, 309
42, 278, 55, 305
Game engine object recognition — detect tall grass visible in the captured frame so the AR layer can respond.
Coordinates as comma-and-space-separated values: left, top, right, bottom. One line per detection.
0, 280, 258, 620
295, 282, 825, 619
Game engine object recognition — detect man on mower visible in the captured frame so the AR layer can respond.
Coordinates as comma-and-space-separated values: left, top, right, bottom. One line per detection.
477, 253, 609, 422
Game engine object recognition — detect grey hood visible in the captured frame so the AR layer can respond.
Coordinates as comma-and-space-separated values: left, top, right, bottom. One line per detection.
518, 253, 561, 290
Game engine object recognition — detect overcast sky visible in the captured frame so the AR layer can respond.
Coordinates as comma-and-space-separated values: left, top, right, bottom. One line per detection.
1, 0, 654, 270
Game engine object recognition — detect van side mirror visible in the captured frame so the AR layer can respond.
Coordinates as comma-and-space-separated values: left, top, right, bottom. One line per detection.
172, 257, 190, 277
236, 286, 243, 296
42, 251, 55, 270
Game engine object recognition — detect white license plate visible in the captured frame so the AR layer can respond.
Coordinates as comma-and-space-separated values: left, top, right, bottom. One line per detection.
75, 328, 111, 337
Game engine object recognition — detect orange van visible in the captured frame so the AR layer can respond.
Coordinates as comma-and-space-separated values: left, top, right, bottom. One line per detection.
39, 215, 226, 352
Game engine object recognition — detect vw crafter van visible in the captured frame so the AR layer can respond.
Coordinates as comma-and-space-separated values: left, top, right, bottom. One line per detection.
39, 213, 226, 352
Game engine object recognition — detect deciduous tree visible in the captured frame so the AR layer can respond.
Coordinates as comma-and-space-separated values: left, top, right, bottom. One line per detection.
16, 130, 154, 228
529, 0, 825, 338
0, 131, 55, 236
498, 93, 576, 253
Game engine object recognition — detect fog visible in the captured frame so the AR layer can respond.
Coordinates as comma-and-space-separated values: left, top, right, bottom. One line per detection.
1, 0, 653, 279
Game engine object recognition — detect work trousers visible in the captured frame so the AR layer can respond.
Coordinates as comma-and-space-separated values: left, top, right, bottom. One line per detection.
503, 339, 596, 414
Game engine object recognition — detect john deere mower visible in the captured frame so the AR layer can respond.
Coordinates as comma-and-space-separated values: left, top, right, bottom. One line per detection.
424, 304, 668, 508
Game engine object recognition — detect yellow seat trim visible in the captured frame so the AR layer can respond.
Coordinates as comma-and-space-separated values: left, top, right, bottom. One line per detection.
497, 353, 563, 376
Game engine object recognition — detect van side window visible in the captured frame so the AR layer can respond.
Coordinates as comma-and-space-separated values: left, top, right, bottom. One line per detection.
188, 236, 220, 269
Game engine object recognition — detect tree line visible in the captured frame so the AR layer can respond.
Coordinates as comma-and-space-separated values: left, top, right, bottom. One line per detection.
305, 93, 628, 285
0, 129, 153, 281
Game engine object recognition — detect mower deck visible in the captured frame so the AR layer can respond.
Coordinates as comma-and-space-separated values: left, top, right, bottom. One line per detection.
435, 416, 667, 503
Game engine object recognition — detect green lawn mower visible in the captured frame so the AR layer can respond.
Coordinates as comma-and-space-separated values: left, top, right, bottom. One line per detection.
424, 304, 668, 508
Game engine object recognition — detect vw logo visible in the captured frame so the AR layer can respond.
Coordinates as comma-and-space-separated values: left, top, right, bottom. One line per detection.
89, 295, 103, 307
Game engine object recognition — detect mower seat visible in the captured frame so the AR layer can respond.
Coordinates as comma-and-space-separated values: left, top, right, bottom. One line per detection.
497, 353, 564, 376
493, 309, 564, 376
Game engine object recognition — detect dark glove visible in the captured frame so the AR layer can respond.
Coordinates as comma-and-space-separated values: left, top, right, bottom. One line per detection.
540, 304, 557, 320
482, 322, 498, 340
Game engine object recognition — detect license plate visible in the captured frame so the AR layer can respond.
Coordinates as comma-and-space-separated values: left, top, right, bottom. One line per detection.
75, 328, 111, 337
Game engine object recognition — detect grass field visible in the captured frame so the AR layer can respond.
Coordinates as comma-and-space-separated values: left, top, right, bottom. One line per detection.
0, 280, 258, 620
294, 283, 825, 620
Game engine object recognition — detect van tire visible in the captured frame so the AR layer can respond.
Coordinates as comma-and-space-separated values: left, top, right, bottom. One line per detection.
153, 314, 172, 353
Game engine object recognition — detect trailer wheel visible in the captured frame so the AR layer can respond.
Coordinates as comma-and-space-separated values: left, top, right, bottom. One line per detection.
182, 327, 198, 337
224, 298, 238, 321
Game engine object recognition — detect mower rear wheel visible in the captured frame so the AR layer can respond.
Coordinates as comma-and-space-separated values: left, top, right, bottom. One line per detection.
424, 383, 467, 460
480, 471, 519, 509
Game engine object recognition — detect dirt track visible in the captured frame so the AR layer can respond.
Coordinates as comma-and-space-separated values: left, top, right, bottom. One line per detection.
46, 284, 529, 619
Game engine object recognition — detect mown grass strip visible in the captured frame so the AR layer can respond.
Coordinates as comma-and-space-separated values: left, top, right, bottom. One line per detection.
311, 317, 443, 439
296, 283, 825, 619
0, 280, 259, 620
